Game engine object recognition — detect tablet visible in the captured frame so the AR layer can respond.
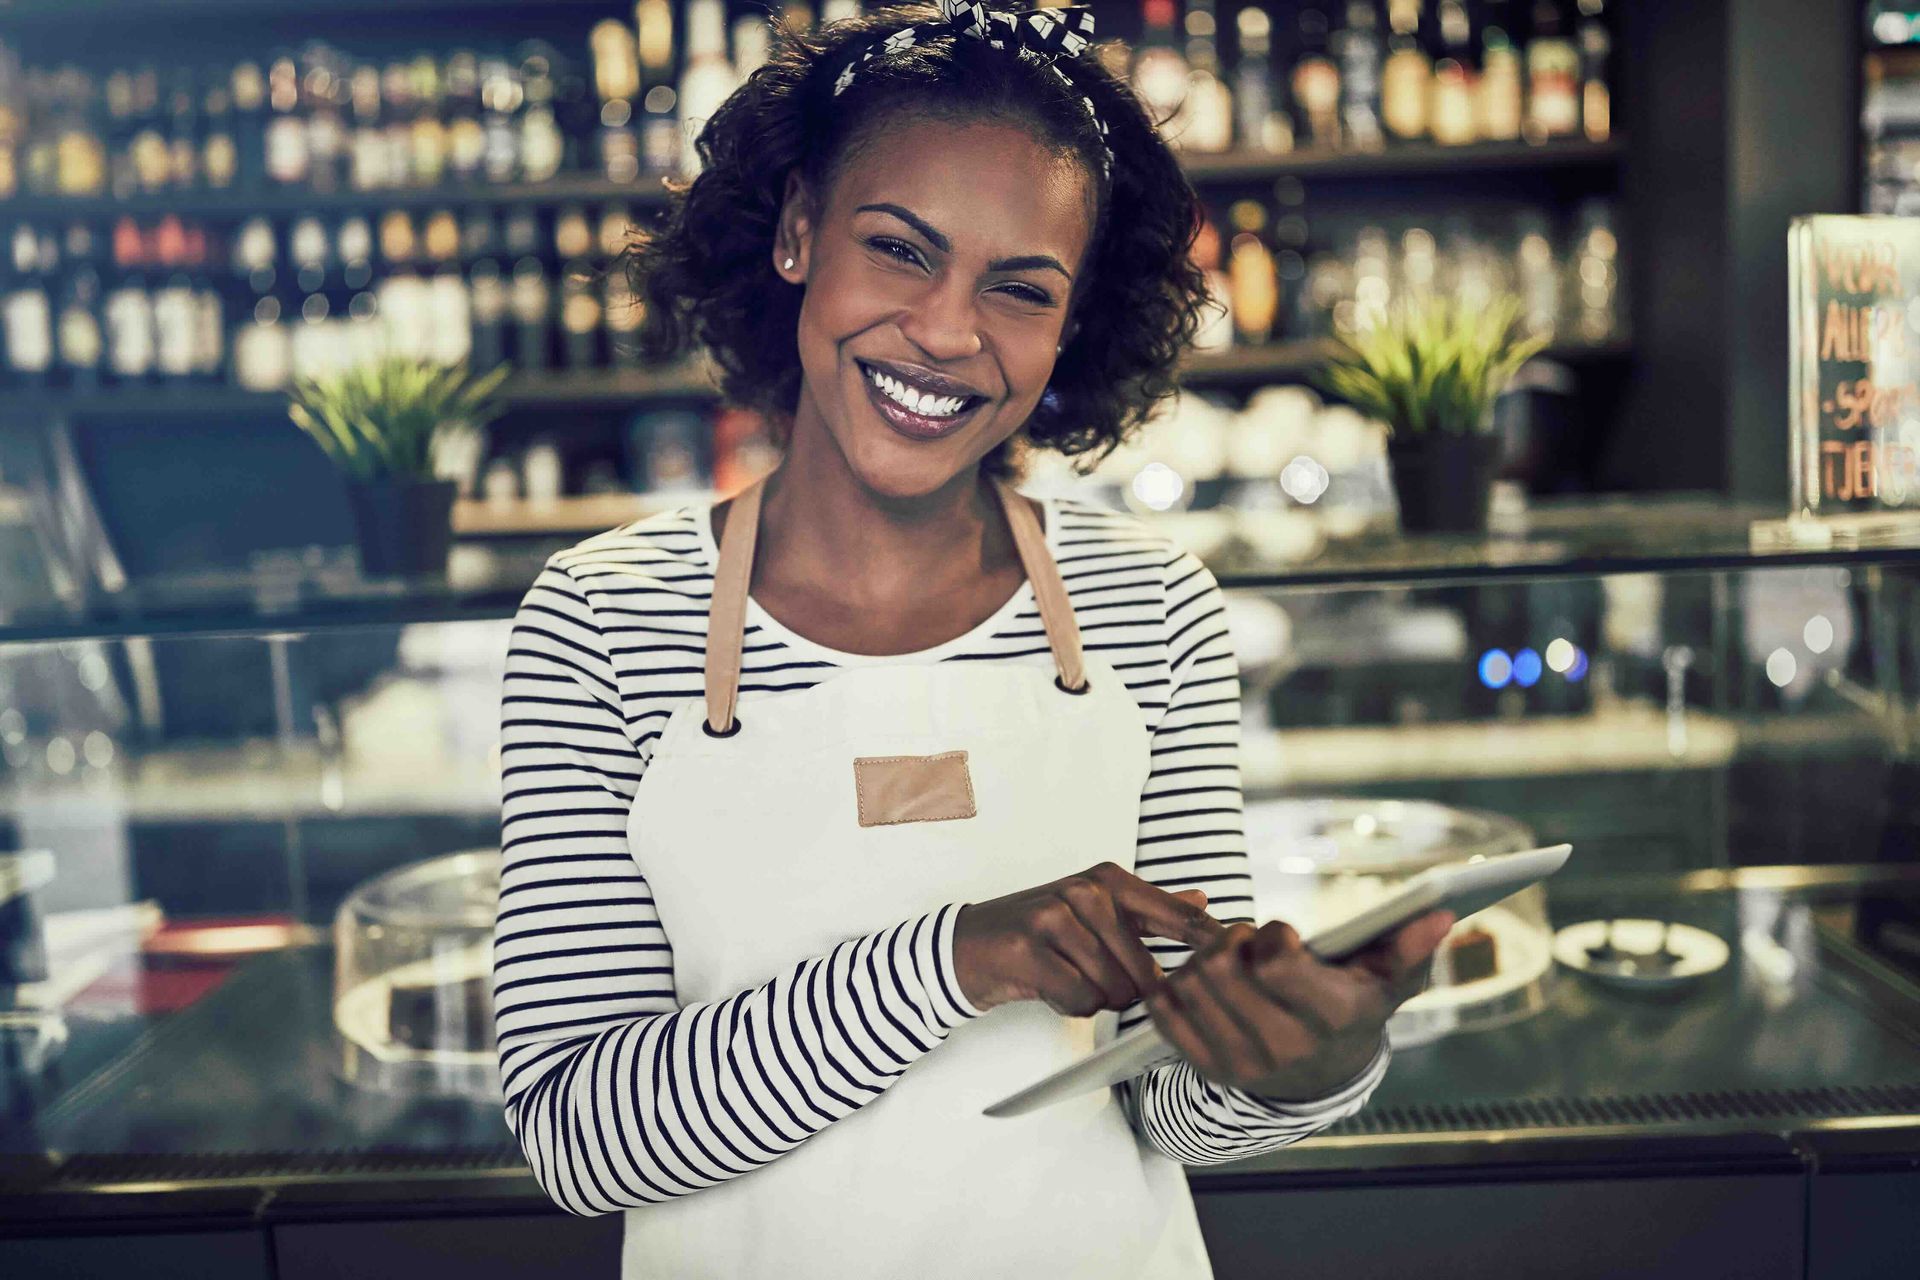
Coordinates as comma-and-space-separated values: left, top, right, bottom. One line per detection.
981, 842, 1572, 1119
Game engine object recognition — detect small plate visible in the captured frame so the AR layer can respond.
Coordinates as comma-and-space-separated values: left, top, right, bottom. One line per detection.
1552, 918, 1731, 992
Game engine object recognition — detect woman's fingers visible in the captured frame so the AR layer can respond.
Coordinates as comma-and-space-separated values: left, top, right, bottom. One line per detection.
1037, 905, 1141, 1010
1170, 925, 1283, 1079
1089, 864, 1227, 950
1060, 877, 1164, 996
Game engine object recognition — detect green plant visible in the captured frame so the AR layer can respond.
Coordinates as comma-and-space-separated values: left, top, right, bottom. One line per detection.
288, 356, 509, 482
1312, 294, 1549, 439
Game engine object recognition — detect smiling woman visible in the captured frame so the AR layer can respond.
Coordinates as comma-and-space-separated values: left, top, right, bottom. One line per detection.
496, 6, 1449, 1280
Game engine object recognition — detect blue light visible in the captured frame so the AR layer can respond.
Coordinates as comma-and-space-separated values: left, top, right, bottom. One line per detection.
1513, 648, 1543, 687
1566, 649, 1589, 682
1478, 649, 1513, 689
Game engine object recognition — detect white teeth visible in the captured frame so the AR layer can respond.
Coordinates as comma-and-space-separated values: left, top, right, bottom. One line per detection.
865, 364, 969, 418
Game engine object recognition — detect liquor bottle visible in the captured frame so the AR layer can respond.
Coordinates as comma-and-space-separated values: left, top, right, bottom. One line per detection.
1524, 0, 1579, 142
734, 15, 774, 81
679, 0, 739, 176
640, 84, 680, 174
1336, 0, 1385, 152
48, 69, 106, 197
467, 211, 509, 373
56, 222, 104, 390
424, 208, 471, 366
445, 52, 488, 184
1577, 0, 1611, 142
184, 221, 224, 383
303, 48, 348, 193
476, 55, 521, 185
103, 70, 137, 199
382, 61, 416, 187
1132, 0, 1190, 136
348, 63, 386, 190
1174, 0, 1234, 152
518, 48, 566, 183
164, 69, 200, 189
504, 208, 550, 370
1430, 0, 1477, 144
104, 217, 156, 385
230, 62, 268, 188
229, 217, 288, 390
409, 54, 448, 187
1477, 0, 1523, 140
337, 214, 377, 330
1190, 211, 1234, 352
1512, 209, 1559, 338
128, 67, 171, 192
290, 215, 331, 300
202, 72, 237, 189
1291, 4, 1342, 149
591, 19, 642, 182
1227, 199, 1278, 344
3, 222, 53, 386
556, 205, 601, 368
377, 210, 431, 361
552, 56, 596, 174
0, 45, 24, 201
1233, 7, 1293, 152
150, 216, 198, 383
265, 55, 309, 186
599, 204, 641, 367
1380, 0, 1431, 141
637, 0, 677, 86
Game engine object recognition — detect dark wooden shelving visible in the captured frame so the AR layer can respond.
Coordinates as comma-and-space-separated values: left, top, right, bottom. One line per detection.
0, 140, 1621, 221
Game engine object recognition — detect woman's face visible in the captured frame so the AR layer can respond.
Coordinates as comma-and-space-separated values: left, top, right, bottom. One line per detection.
775, 114, 1096, 500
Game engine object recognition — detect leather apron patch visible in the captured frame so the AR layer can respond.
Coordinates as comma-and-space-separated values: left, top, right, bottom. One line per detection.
853, 751, 977, 827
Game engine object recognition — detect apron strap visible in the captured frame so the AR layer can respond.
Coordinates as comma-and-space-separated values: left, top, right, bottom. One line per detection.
704, 472, 1086, 735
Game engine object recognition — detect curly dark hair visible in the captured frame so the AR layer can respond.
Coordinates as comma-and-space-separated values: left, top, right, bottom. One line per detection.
626, 4, 1210, 479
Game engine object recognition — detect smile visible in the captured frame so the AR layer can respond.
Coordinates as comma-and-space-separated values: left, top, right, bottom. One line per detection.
857, 359, 988, 440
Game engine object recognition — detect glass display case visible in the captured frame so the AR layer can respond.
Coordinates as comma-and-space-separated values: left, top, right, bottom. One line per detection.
2, 489, 1918, 1280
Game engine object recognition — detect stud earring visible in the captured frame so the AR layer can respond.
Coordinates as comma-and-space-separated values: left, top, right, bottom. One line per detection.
783, 256, 795, 270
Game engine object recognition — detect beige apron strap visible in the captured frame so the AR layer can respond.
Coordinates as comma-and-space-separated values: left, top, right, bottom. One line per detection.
992, 477, 1087, 693
704, 472, 768, 735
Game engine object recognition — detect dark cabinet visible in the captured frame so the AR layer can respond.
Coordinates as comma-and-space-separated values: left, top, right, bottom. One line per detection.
272, 1212, 624, 1280
0, 1230, 273, 1280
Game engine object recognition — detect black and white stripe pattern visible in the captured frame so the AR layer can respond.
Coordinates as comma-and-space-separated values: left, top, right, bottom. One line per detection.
494, 495, 1389, 1215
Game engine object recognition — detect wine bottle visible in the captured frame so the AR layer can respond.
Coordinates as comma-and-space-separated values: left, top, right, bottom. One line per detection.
3, 221, 53, 386
1132, 0, 1190, 137
382, 60, 416, 187
1176, 0, 1234, 153
424, 208, 471, 366
151, 215, 198, 383
1577, 0, 1611, 142
1430, 0, 1477, 145
202, 71, 238, 189
518, 47, 566, 183
1233, 7, 1293, 152
409, 54, 448, 187
230, 62, 268, 188
1477, 0, 1523, 140
165, 68, 200, 189
56, 222, 104, 390
679, 0, 739, 176
1336, 0, 1385, 151
1227, 199, 1278, 343
591, 19, 642, 183
348, 63, 387, 190
104, 217, 156, 385
1381, 0, 1431, 141
184, 220, 224, 383
445, 51, 488, 184
265, 55, 309, 186
636, 0, 676, 85
1291, 4, 1342, 150
1525, 0, 1579, 142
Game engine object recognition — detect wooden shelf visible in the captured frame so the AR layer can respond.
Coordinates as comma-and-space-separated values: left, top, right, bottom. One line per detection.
453, 491, 701, 537
0, 141, 1621, 221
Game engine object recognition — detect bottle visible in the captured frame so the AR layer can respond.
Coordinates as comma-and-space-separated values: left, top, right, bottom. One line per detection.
423, 208, 471, 367
518, 48, 566, 183
445, 52, 488, 184
337, 214, 378, 357
1336, 0, 1385, 152
409, 54, 448, 187
230, 62, 268, 188
230, 216, 289, 390
184, 221, 224, 383
734, 15, 774, 81
302, 49, 349, 194
1290, 4, 1342, 150
598, 205, 640, 367
264, 55, 309, 186
591, 19, 642, 182
505, 208, 550, 371
56, 222, 104, 390
476, 55, 521, 185
1566, 198, 1618, 342
201, 72, 237, 189
552, 55, 597, 175
1190, 211, 1234, 352
637, 0, 677, 87
1380, 0, 1431, 141
104, 70, 138, 199
161, 68, 199, 189
104, 217, 156, 385
1132, 0, 1190, 136
819, 0, 860, 22
1477, 1, 1523, 140
1512, 209, 1559, 339
0, 45, 28, 201
4, 222, 54, 386
150, 215, 198, 384
1525, 0, 1579, 142
381, 61, 416, 187
679, 0, 739, 176
377, 210, 431, 360
1577, 0, 1611, 142
348, 63, 387, 190
1227, 199, 1278, 344
556, 205, 602, 369
1233, 7, 1293, 152
1174, 0, 1234, 152
1427, 0, 1476, 144
128, 67, 171, 192
466, 211, 509, 373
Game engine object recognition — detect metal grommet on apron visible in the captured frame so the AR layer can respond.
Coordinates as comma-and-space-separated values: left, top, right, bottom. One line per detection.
622, 470, 1213, 1280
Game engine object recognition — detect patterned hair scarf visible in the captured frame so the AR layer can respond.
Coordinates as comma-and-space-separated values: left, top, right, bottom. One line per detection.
829, 0, 1113, 180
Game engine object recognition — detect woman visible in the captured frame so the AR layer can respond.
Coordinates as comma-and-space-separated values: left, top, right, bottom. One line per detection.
494, 5, 1454, 1276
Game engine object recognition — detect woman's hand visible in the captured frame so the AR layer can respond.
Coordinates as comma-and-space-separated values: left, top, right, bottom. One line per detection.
953, 863, 1229, 1015
1141, 910, 1457, 1103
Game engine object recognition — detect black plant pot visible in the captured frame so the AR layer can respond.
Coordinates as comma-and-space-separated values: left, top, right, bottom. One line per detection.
344, 477, 457, 578
1385, 432, 1500, 534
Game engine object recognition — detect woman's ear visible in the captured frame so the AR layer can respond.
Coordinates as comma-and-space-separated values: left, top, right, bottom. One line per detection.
773, 170, 814, 284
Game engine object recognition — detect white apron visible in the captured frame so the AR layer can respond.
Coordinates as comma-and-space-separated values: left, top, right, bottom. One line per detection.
620, 471, 1215, 1279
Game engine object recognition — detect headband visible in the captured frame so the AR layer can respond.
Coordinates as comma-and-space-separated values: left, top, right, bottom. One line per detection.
829, 0, 1113, 180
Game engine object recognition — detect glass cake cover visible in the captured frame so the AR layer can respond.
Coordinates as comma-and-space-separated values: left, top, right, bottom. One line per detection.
333, 849, 502, 1100
1243, 798, 1557, 1048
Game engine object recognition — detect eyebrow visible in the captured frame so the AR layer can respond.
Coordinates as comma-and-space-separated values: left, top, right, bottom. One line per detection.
854, 202, 1073, 281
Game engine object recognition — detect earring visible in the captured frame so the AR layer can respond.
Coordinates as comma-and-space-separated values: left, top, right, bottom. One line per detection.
783, 256, 795, 270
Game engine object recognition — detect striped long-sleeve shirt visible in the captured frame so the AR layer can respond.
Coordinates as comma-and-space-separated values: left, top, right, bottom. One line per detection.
493, 490, 1391, 1216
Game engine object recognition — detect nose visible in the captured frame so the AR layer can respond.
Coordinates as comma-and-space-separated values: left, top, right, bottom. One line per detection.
896, 272, 984, 363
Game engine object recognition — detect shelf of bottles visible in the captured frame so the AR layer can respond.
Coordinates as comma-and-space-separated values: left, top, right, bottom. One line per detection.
0, 0, 1622, 401
1865, 4, 1920, 214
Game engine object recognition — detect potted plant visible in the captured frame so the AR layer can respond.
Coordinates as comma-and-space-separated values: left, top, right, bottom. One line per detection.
288, 356, 508, 577
1313, 294, 1547, 534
